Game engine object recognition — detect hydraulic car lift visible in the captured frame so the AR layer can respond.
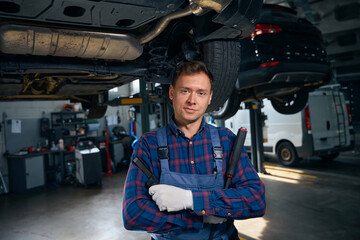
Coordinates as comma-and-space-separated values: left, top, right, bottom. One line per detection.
246, 101, 266, 173
211, 102, 266, 174
107, 78, 171, 135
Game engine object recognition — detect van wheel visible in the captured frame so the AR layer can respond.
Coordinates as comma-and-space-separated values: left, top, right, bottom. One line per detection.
276, 142, 299, 166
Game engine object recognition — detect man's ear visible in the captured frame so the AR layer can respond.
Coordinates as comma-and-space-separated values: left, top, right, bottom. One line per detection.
169, 85, 174, 100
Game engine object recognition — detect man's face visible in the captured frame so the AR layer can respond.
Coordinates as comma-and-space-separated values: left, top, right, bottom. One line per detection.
169, 72, 213, 126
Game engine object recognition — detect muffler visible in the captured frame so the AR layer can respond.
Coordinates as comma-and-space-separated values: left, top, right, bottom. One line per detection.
0, 24, 143, 61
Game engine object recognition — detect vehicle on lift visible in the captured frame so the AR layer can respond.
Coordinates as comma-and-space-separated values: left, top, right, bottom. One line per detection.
225, 85, 354, 166
0, 0, 262, 118
211, 4, 331, 120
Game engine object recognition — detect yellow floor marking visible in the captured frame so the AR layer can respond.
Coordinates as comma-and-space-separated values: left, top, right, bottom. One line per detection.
264, 165, 317, 179
259, 172, 314, 184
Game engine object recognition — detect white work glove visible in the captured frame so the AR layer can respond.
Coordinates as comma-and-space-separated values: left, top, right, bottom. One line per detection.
203, 216, 227, 224
149, 184, 193, 212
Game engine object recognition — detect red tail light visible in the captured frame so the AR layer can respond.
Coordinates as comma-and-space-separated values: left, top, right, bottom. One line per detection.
250, 24, 283, 38
272, 5, 290, 12
259, 61, 280, 68
346, 104, 352, 126
305, 107, 311, 130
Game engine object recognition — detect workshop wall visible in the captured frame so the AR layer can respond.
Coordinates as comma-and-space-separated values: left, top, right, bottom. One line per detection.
0, 100, 69, 191
0, 100, 69, 119
0, 99, 132, 193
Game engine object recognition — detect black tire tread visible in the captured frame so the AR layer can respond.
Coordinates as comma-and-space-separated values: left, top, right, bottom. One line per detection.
210, 90, 241, 119
202, 40, 241, 112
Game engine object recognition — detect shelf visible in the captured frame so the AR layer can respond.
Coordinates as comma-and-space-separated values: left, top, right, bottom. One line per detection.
52, 122, 85, 126
63, 135, 86, 138
51, 111, 85, 115
51, 111, 88, 147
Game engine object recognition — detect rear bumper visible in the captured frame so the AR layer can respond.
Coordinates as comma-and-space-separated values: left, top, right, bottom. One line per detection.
236, 62, 331, 90
313, 129, 355, 156
316, 145, 354, 156
297, 130, 353, 158
297, 144, 352, 158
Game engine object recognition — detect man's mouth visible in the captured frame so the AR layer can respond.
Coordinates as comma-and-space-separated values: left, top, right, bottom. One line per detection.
184, 107, 196, 113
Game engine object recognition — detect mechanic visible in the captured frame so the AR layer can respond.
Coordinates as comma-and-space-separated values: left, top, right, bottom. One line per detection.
122, 61, 266, 240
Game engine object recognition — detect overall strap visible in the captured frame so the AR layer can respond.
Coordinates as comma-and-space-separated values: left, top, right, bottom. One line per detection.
156, 126, 169, 161
156, 125, 223, 164
209, 125, 223, 161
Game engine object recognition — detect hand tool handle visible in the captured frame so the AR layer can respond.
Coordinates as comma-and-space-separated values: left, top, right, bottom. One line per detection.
224, 128, 248, 189
133, 157, 159, 188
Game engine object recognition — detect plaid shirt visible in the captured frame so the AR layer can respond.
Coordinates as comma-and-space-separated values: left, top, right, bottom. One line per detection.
122, 118, 265, 233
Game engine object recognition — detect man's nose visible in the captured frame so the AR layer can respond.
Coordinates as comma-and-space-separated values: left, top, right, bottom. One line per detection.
187, 92, 196, 104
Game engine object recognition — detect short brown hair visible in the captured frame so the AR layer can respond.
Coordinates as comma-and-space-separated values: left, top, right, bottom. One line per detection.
172, 61, 213, 90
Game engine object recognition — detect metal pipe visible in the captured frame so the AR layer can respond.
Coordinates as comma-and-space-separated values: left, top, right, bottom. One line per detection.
139, 0, 231, 44
138, 6, 194, 44
191, 0, 225, 13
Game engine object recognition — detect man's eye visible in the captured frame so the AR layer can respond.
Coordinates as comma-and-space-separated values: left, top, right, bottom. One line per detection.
182, 90, 189, 94
198, 92, 206, 96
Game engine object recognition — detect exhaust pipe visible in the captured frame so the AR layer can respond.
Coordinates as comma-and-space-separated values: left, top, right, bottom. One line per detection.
138, 6, 194, 44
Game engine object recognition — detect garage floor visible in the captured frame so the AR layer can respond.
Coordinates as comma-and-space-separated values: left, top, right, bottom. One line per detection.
1, 152, 360, 240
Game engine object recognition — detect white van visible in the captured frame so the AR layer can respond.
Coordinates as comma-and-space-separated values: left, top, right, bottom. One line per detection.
225, 85, 354, 166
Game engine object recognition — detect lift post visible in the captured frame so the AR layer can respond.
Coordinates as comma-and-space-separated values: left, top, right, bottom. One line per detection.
247, 101, 266, 173
139, 79, 172, 134
139, 78, 150, 134
160, 98, 172, 127
108, 78, 170, 135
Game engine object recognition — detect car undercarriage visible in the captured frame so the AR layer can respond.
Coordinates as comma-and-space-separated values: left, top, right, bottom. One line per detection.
0, 0, 263, 118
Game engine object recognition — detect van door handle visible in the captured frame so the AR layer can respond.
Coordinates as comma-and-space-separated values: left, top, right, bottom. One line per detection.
320, 137, 327, 141
327, 121, 330, 130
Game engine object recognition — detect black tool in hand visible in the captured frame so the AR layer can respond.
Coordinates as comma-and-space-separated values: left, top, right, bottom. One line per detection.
224, 128, 248, 189
208, 127, 248, 240
133, 157, 159, 188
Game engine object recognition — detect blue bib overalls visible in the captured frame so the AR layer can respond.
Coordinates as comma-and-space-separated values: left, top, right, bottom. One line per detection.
150, 126, 236, 240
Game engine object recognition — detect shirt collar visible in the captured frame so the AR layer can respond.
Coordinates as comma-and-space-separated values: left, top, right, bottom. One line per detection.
169, 115, 207, 137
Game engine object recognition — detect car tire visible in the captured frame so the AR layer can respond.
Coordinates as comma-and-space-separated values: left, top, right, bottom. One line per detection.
81, 93, 108, 119
166, 22, 240, 112
210, 89, 241, 120
276, 141, 299, 166
202, 40, 241, 113
270, 90, 309, 115
320, 153, 339, 162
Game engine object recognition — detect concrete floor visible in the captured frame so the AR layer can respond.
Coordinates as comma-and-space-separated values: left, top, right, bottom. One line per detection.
1, 153, 360, 240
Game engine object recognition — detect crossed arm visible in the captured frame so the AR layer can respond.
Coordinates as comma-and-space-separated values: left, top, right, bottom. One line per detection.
122, 137, 266, 233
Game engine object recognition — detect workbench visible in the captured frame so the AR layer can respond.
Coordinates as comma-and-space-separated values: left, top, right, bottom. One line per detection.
6, 151, 69, 193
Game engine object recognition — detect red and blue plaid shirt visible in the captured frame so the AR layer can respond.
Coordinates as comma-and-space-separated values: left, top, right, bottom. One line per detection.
122, 117, 265, 233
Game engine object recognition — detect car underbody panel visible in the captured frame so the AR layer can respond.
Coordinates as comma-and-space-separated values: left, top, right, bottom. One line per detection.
0, 55, 146, 100
0, 0, 184, 30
